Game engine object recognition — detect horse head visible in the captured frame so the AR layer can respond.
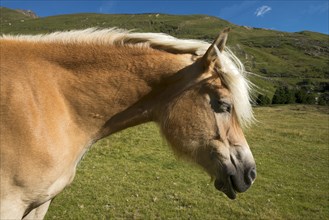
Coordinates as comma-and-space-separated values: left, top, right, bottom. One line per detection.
157, 28, 256, 199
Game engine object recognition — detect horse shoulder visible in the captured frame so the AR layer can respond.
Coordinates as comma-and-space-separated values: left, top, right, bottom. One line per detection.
0, 40, 89, 207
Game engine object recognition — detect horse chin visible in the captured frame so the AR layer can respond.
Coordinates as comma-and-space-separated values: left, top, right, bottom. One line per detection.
214, 177, 237, 200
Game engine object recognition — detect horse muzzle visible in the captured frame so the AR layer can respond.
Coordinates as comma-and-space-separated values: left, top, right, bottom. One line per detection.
214, 150, 256, 199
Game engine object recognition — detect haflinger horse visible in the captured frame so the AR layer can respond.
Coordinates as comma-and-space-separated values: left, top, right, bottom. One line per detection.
0, 27, 256, 219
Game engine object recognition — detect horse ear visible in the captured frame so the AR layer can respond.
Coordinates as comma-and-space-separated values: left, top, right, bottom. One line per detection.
202, 27, 230, 67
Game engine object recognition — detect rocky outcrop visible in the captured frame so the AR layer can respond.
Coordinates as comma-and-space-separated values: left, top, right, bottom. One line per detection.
15, 9, 38, 18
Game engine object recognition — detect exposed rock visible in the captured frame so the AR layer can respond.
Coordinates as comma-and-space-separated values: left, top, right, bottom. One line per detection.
243, 26, 253, 30
15, 9, 38, 18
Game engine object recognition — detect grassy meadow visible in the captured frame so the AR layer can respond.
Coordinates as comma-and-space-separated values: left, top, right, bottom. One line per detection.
1, 7, 328, 219
2, 7, 329, 97
45, 105, 329, 219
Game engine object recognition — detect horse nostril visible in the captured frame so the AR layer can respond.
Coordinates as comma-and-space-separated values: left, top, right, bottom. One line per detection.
248, 167, 257, 184
249, 168, 256, 181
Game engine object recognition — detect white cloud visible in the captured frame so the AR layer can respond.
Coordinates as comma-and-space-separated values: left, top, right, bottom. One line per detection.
255, 5, 272, 17
218, 1, 259, 19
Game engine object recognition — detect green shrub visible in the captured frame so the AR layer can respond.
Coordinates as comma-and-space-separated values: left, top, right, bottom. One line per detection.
295, 89, 316, 104
318, 92, 329, 105
256, 94, 271, 106
272, 86, 295, 104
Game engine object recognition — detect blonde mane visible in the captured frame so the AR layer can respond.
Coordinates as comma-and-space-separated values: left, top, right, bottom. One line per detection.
1, 28, 253, 126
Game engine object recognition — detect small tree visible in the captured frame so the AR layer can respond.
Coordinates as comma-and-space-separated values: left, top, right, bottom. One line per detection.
272, 87, 286, 104
305, 93, 316, 104
272, 86, 295, 104
295, 89, 308, 103
285, 87, 296, 104
295, 88, 316, 104
318, 92, 329, 105
256, 94, 271, 106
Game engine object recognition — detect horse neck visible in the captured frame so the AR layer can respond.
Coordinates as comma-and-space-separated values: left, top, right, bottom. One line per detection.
53, 43, 193, 140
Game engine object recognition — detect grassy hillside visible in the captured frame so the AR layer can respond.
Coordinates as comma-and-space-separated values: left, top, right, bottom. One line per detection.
44, 105, 328, 219
1, 7, 328, 100
1, 8, 328, 219
0, 7, 36, 23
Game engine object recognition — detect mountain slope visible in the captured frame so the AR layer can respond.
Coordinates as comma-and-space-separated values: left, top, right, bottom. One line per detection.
0, 7, 37, 22
1, 7, 328, 98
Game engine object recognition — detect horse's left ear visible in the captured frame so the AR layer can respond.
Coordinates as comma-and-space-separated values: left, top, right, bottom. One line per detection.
202, 27, 230, 67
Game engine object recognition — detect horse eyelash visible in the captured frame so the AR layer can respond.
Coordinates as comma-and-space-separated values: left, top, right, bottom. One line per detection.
217, 100, 232, 113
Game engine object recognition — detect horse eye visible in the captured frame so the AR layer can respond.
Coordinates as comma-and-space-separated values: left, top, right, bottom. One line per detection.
217, 100, 232, 113
210, 99, 232, 114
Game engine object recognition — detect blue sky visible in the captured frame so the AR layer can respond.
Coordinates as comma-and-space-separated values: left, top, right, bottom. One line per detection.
1, 1, 328, 34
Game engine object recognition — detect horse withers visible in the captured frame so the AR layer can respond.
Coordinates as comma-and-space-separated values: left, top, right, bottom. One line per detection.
0, 28, 256, 219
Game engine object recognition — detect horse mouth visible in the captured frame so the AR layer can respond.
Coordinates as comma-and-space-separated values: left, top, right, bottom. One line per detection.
214, 176, 237, 200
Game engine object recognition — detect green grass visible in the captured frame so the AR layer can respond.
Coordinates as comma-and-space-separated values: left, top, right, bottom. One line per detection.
45, 105, 329, 219
1, 6, 329, 91
1, 9, 328, 218
0, 7, 35, 23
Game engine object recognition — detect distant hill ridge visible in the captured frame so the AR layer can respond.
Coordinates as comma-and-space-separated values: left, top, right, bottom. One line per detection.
15, 9, 38, 18
1, 7, 328, 100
